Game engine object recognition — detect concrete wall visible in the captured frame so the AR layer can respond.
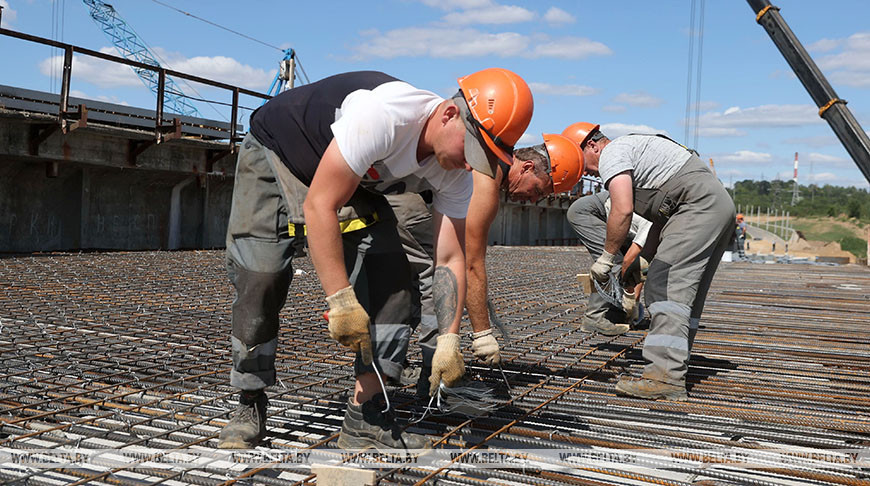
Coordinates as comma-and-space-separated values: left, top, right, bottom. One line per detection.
1, 110, 583, 252
0, 112, 236, 252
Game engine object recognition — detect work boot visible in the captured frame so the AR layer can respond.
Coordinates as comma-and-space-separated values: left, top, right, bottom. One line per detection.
218, 390, 268, 449
581, 317, 630, 336
615, 377, 688, 401
337, 393, 432, 453
583, 290, 629, 336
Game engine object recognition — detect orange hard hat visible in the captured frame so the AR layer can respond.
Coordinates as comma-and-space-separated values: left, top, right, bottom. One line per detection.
543, 133, 584, 193
737, 213, 744, 221
457, 68, 534, 175
561, 122, 600, 148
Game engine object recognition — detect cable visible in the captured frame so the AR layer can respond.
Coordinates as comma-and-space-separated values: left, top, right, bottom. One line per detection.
693, 0, 706, 151
149, 0, 284, 52
683, 0, 696, 145
148, 0, 308, 86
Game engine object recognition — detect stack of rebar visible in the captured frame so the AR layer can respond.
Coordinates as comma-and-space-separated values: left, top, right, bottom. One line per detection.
1, 248, 869, 485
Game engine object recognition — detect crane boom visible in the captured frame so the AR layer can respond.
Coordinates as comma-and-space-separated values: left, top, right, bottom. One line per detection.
748, 0, 870, 184
82, 0, 199, 116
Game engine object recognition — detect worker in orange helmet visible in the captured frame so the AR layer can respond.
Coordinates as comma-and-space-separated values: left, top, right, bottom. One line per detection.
735, 213, 748, 259
220, 68, 533, 453
572, 122, 734, 401
388, 131, 584, 394
562, 123, 653, 336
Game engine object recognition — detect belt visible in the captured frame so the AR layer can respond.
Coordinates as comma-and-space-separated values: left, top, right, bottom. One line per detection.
287, 212, 380, 237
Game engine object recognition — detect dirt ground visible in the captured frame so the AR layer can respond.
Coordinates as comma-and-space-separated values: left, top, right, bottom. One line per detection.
743, 216, 867, 263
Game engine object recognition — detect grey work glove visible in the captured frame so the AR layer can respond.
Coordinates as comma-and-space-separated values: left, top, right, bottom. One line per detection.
429, 333, 465, 396
325, 286, 373, 365
471, 328, 501, 366
590, 250, 618, 284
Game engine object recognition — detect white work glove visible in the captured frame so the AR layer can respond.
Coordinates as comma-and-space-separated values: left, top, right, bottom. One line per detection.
622, 289, 639, 323
325, 286, 373, 365
429, 333, 465, 396
638, 256, 650, 283
590, 250, 618, 284
471, 328, 501, 366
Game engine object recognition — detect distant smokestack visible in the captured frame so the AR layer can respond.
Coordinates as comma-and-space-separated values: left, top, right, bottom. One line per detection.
793, 152, 799, 181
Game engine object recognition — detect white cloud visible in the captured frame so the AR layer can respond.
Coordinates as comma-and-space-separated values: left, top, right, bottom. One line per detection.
698, 104, 823, 129
698, 127, 746, 137
528, 36, 612, 59
543, 7, 575, 24
808, 38, 841, 53
600, 123, 669, 139
353, 28, 527, 59
783, 135, 839, 148
805, 152, 852, 168
40, 48, 141, 88
518, 132, 538, 145
805, 172, 869, 188
815, 32, 870, 88
602, 105, 626, 113
613, 91, 662, 108
0, 0, 15, 28
352, 28, 610, 60
716, 150, 773, 165
529, 82, 597, 96
419, 0, 492, 11
443, 5, 534, 24
39, 47, 272, 92
694, 100, 720, 111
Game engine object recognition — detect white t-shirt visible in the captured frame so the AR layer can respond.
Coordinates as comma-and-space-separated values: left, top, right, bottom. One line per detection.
604, 197, 652, 248
331, 81, 473, 219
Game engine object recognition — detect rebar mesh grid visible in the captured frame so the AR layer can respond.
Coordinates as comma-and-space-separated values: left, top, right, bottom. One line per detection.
2, 248, 869, 485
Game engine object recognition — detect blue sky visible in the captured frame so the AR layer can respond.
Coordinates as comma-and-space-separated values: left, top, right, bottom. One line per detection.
2, 0, 869, 188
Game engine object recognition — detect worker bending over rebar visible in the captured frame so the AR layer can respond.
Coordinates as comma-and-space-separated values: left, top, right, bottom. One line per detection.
577, 124, 735, 400
219, 68, 533, 451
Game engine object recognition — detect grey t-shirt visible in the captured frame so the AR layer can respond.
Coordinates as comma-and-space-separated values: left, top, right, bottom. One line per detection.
598, 135, 693, 190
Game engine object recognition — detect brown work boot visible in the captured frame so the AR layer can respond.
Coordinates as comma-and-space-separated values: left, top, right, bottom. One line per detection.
615, 377, 688, 401
581, 317, 630, 336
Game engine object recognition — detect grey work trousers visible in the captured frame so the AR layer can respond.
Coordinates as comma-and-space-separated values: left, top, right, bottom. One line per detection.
226, 133, 417, 390
635, 156, 735, 385
387, 193, 439, 366
566, 191, 630, 325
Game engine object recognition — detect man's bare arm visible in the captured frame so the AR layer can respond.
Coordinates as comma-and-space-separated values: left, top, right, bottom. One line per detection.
303, 139, 362, 296
465, 170, 500, 333
432, 211, 467, 336
604, 171, 634, 255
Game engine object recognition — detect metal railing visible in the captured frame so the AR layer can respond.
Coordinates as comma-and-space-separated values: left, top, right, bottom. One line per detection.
0, 24, 270, 164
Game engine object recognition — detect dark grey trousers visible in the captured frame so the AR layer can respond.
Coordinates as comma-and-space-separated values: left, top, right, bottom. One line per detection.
226, 134, 417, 390
635, 157, 735, 385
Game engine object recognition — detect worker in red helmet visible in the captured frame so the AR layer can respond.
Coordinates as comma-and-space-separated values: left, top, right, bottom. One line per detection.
219, 68, 534, 453
575, 123, 734, 401
388, 132, 584, 392
562, 123, 653, 335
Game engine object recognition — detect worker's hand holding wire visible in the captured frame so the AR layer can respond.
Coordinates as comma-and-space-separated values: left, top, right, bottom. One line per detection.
622, 289, 639, 323
471, 329, 501, 366
325, 286, 373, 365
591, 250, 618, 284
430, 333, 465, 396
